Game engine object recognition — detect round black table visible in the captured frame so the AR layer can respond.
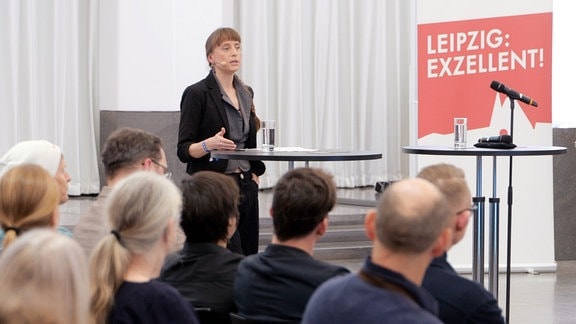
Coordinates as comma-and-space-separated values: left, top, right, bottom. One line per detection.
402, 145, 566, 157
211, 148, 383, 207
211, 148, 382, 169
402, 145, 567, 296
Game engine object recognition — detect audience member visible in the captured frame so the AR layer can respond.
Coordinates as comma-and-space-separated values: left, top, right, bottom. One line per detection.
0, 229, 89, 324
160, 171, 244, 323
418, 163, 505, 323
0, 140, 71, 203
302, 178, 453, 324
89, 172, 199, 324
73, 127, 177, 258
0, 164, 60, 250
0, 140, 72, 239
234, 167, 350, 322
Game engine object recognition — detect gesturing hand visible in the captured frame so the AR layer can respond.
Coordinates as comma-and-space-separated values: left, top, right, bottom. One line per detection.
208, 128, 237, 151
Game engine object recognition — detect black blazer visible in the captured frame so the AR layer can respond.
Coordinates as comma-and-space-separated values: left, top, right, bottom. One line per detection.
422, 253, 504, 324
177, 72, 265, 176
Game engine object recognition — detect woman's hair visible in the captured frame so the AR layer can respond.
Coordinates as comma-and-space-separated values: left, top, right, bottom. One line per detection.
0, 164, 60, 249
0, 229, 90, 324
89, 172, 182, 324
180, 171, 240, 244
417, 163, 469, 213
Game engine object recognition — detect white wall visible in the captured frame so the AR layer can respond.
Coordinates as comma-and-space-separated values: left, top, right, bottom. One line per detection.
552, 0, 576, 127
98, 0, 229, 112
417, 0, 550, 23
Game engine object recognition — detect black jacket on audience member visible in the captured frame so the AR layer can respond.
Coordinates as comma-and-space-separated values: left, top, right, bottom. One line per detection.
160, 242, 244, 321
422, 253, 505, 324
233, 244, 350, 322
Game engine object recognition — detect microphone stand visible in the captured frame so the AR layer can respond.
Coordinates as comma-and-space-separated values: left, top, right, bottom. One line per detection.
505, 96, 515, 324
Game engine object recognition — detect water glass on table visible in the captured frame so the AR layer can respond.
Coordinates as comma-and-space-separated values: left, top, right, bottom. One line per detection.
262, 120, 275, 151
454, 117, 467, 149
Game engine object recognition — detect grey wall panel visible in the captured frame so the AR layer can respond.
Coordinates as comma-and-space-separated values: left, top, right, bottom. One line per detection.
99, 111, 188, 189
553, 128, 576, 261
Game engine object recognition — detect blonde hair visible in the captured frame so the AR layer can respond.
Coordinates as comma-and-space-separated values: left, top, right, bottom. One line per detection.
0, 164, 60, 249
89, 172, 182, 324
417, 163, 470, 213
0, 229, 89, 324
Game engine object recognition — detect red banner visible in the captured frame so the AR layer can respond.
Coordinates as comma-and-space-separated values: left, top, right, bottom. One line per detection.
418, 13, 552, 138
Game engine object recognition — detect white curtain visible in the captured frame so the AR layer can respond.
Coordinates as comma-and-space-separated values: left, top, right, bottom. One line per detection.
233, 0, 413, 188
0, 0, 413, 192
0, 0, 100, 195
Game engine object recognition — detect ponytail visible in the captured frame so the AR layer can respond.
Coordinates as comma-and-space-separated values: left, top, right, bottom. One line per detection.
89, 235, 130, 324
1, 227, 19, 250
251, 103, 261, 131
235, 75, 261, 132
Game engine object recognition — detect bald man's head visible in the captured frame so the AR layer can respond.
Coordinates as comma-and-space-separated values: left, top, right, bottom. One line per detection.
375, 178, 452, 253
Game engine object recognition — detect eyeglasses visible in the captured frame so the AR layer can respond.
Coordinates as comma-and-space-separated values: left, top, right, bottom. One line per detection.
150, 160, 172, 179
456, 205, 478, 215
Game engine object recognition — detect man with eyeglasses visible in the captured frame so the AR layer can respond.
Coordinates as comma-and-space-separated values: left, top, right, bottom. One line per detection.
418, 163, 505, 324
150, 159, 172, 179
73, 127, 178, 258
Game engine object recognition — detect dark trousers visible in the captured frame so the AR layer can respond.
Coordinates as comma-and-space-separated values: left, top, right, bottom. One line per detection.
227, 171, 260, 255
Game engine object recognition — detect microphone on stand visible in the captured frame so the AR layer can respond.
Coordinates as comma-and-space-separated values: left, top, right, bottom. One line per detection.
478, 135, 513, 144
490, 81, 538, 107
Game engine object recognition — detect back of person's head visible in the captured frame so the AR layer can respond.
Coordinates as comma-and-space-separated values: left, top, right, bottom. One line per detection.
0, 164, 60, 249
180, 171, 240, 244
417, 163, 472, 245
0, 229, 89, 324
89, 171, 182, 324
0, 140, 62, 178
375, 178, 452, 254
271, 167, 336, 241
101, 127, 164, 179
417, 163, 469, 211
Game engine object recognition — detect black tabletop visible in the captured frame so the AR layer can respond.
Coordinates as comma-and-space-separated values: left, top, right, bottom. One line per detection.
210, 148, 382, 162
402, 145, 567, 157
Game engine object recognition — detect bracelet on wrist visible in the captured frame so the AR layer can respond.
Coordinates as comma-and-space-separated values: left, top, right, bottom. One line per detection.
201, 140, 211, 153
